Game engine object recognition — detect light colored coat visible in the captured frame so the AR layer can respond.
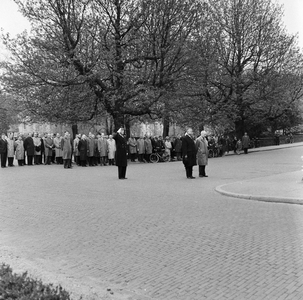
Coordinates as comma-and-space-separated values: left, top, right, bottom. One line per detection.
128, 137, 137, 154
7, 139, 15, 158
196, 136, 209, 166
44, 137, 53, 157
73, 137, 80, 156
98, 137, 108, 156
88, 137, 95, 157
15, 140, 24, 160
107, 138, 116, 159
136, 138, 145, 154
53, 137, 63, 157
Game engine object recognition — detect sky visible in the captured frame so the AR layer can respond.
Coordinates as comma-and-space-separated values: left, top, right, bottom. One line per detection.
0, 0, 303, 57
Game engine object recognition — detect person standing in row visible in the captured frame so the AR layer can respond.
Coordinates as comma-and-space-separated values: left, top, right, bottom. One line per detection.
144, 135, 153, 163
44, 133, 53, 165
33, 132, 42, 165
61, 131, 73, 168
78, 134, 88, 167
114, 127, 128, 179
128, 134, 137, 162
182, 128, 197, 179
7, 134, 15, 167
87, 132, 95, 166
98, 133, 108, 166
54, 133, 63, 164
24, 132, 35, 166
136, 136, 145, 162
196, 130, 209, 177
15, 135, 25, 166
0, 133, 8, 168
73, 133, 81, 166
107, 135, 116, 165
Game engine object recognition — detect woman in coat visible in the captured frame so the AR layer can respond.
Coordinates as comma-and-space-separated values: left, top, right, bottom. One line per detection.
107, 135, 116, 165
15, 135, 25, 166
78, 134, 88, 167
195, 130, 209, 177
113, 128, 127, 179
7, 134, 15, 167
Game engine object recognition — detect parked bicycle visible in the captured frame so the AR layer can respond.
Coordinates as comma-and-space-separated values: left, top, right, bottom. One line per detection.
150, 151, 170, 163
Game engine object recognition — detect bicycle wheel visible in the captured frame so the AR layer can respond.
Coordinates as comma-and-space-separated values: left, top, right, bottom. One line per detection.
162, 153, 170, 162
150, 153, 159, 163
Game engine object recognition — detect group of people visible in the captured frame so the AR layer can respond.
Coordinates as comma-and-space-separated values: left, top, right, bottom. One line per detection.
207, 132, 251, 156
0, 128, 251, 179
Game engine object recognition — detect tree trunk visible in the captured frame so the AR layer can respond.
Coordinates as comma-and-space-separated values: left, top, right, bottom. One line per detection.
162, 116, 169, 137
71, 124, 78, 139
235, 119, 245, 138
113, 114, 125, 132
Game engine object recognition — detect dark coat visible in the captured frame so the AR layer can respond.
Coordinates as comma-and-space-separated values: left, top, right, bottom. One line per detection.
114, 133, 127, 167
78, 139, 88, 161
61, 137, 73, 159
0, 138, 8, 154
24, 136, 35, 156
182, 134, 197, 167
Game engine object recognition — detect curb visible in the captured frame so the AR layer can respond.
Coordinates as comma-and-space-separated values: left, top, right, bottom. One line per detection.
215, 184, 303, 205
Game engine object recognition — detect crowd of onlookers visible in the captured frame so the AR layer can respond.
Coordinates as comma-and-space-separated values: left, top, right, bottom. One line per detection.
0, 130, 252, 169
0, 131, 184, 168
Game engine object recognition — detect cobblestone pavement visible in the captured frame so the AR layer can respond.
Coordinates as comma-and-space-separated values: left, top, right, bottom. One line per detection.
0, 146, 303, 300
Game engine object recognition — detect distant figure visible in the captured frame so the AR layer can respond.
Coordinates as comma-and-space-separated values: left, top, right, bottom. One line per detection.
242, 132, 250, 154
196, 131, 209, 177
182, 128, 197, 179
0, 133, 8, 168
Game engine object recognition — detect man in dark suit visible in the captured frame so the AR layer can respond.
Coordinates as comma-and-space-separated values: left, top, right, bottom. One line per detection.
182, 128, 197, 179
0, 133, 8, 168
24, 132, 35, 165
114, 127, 128, 179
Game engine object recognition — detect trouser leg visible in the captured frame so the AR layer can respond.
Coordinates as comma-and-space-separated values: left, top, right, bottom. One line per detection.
122, 166, 127, 178
118, 166, 123, 179
27, 155, 33, 165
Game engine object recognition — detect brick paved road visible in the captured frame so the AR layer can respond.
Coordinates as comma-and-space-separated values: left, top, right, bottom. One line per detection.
0, 147, 303, 300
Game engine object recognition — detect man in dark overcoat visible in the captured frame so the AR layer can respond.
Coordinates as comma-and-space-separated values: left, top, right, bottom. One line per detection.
0, 133, 8, 168
78, 134, 88, 167
24, 132, 35, 166
182, 128, 197, 179
113, 127, 128, 179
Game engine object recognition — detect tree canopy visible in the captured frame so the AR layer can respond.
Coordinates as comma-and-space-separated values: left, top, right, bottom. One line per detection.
1, 0, 302, 135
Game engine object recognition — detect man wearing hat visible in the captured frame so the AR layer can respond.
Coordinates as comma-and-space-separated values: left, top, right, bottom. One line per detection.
113, 127, 128, 179
182, 128, 197, 179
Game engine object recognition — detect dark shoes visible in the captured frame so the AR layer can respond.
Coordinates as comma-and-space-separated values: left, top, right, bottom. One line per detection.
199, 175, 208, 177
187, 176, 195, 179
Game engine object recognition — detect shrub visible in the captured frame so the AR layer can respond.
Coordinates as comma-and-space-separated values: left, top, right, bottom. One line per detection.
0, 263, 72, 299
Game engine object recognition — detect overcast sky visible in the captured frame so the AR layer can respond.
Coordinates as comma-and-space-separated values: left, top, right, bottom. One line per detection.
0, 0, 303, 58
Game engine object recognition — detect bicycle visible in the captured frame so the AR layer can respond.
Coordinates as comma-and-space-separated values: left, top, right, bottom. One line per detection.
150, 151, 170, 163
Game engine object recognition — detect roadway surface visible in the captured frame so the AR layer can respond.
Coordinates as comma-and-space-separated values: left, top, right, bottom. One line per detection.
0, 144, 303, 300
